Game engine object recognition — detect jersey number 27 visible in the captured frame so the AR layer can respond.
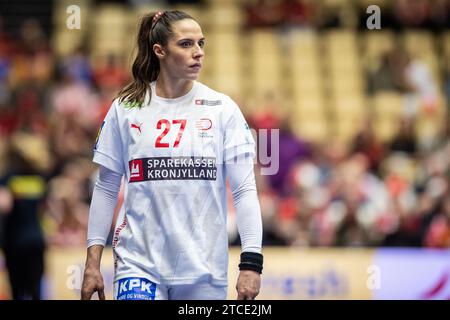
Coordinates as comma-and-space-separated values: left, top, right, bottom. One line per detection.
155, 119, 187, 148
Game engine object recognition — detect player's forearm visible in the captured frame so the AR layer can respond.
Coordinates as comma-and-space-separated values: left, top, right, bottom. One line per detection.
234, 190, 263, 253
226, 160, 263, 253
85, 245, 104, 269
87, 165, 122, 247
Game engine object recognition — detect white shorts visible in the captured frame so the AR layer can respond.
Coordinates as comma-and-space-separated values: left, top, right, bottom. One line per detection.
113, 277, 227, 300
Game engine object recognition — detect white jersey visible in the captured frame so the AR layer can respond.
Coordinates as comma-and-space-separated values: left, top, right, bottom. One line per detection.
93, 81, 255, 286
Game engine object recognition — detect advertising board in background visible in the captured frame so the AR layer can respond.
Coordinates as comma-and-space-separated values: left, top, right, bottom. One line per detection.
1, 248, 449, 300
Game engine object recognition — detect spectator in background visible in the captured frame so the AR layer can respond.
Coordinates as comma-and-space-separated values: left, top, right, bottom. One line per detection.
367, 48, 414, 95
7, 18, 53, 118
247, 92, 281, 131
424, 193, 450, 247
50, 62, 100, 130
93, 54, 128, 94
10, 84, 49, 137
0, 17, 11, 107
244, 0, 285, 28
329, 153, 384, 246
389, 118, 417, 155
352, 118, 385, 173
427, 0, 450, 32
367, 47, 438, 120
382, 197, 423, 247
60, 45, 93, 86
266, 118, 310, 196
1, 18, 52, 137
0, 19, 14, 135
45, 158, 91, 247
10, 19, 53, 89
392, 0, 430, 29
387, 0, 449, 32
316, 0, 345, 29
0, 132, 53, 299
49, 61, 101, 168
281, 0, 315, 28
416, 148, 450, 239
403, 51, 439, 117
93, 54, 129, 121
0, 16, 12, 52
18, 19, 47, 54
249, 90, 311, 197
333, 193, 371, 247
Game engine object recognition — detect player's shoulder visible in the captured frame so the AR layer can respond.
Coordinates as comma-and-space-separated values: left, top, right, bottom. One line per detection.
113, 97, 138, 110
111, 97, 144, 117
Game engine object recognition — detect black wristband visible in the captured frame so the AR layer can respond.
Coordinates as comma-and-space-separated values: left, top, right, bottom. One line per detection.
238, 252, 263, 274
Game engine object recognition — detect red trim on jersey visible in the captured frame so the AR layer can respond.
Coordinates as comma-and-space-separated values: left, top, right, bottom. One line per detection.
113, 215, 127, 270
113, 216, 127, 248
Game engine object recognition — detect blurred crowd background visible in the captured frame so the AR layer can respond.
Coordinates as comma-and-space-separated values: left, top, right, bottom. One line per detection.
0, 0, 449, 270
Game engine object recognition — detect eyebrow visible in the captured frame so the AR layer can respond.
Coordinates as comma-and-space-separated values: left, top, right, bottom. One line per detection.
177, 37, 205, 43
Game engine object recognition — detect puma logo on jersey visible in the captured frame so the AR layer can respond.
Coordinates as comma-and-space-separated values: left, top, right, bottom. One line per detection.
131, 123, 143, 133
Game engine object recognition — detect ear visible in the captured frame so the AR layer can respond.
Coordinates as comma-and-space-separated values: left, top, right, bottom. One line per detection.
153, 44, 165, 59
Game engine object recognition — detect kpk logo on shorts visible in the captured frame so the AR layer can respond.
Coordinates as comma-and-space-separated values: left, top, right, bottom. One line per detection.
115, 277, 157, 300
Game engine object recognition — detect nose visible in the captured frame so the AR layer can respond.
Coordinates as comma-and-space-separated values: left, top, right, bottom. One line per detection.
193, 44, 204, 59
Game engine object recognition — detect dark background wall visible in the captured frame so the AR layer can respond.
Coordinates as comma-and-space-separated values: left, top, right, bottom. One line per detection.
0, 0, 53, 38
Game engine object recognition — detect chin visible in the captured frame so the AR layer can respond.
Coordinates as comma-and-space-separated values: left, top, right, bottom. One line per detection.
186, 74, 200, 81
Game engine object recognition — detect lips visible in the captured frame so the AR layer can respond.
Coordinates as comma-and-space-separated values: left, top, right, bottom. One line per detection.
189, 63, 201, 69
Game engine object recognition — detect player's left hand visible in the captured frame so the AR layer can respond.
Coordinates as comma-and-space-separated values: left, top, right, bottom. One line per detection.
236, 270, 261, 300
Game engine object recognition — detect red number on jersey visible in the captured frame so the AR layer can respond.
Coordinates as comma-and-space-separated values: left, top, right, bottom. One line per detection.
155, 119, 187, 148
155, 119, 171, 148
172, 119, 187, 148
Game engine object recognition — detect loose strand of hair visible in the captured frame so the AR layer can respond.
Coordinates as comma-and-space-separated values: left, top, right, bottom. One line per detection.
117, 14, 155, 107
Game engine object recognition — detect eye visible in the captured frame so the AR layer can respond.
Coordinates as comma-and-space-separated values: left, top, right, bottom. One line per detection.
198, 40, 205, 48
180, 41, 191, 48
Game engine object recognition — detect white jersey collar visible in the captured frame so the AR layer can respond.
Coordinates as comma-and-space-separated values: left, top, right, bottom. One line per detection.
147, 81, 199, 105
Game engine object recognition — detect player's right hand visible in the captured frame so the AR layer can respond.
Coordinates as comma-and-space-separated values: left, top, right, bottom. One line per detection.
81, 267, 105, 300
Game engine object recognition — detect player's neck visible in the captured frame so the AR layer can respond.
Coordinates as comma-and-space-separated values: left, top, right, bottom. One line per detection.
154, 75, 194, 99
